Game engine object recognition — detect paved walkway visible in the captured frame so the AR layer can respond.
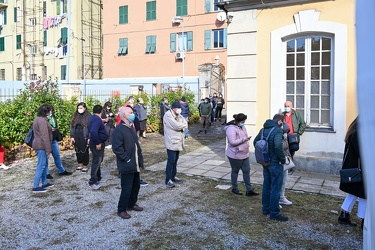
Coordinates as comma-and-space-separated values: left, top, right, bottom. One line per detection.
148, 138, 347, 198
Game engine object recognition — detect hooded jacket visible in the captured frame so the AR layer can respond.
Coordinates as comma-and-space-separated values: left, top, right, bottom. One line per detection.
253, 119, 285, 164
225, 120, 250, 160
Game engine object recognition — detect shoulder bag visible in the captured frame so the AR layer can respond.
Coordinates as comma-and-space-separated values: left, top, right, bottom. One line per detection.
339, 142, 362, 183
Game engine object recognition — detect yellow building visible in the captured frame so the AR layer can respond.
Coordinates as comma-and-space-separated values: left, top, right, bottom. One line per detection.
218, 0, 356, 173
0, 0, 102, 83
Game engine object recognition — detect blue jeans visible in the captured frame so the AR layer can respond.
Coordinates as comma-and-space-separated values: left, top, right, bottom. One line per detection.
183, 116, 189, 137
262, 161, 284, 219
165, 149, 180, 184
47, 140, 65, 175
33, 150, 49, 188
118, 172, 140, 212
228, 157, 253, 192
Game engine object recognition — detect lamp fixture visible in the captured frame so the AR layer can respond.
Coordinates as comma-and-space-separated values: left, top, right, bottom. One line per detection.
227, 14, 233, 24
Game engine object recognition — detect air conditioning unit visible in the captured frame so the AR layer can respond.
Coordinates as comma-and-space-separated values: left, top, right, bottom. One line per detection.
175, 51, 185, 59
172, 16, 182, 24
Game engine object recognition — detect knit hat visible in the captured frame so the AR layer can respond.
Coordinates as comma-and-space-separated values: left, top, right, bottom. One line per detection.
171, 101, 182, 109
181, 96, 186, 102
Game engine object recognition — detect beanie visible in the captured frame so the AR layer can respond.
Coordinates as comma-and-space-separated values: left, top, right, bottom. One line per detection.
171, 101, 182, 109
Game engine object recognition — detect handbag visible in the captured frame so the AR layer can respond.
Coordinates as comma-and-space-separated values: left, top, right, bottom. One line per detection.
56, 129, 64, 142
283, 156, 295, 171
287, 133, 300, 144
339, 141, 362, 183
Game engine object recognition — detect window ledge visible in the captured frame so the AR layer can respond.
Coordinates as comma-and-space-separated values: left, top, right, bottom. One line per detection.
305, 127, 335, 133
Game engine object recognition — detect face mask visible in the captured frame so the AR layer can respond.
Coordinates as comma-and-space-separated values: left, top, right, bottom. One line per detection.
284, 107, 291, 113
78, 109, 84, 114
239, 123, 245, 128
129, 99, 134, 104
48, 113, 52, 118
176, 108, 182, 114
204, 100, 208, 103
107, 107, 111, 110
129, 113, 135, 122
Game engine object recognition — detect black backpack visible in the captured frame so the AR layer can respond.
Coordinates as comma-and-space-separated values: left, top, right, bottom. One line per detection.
24, 128, 34, 147
254, 127, 276, 166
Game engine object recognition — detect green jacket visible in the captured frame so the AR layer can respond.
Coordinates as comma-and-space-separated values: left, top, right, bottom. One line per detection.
199, 102, 212, 116
291, 109, 306, 135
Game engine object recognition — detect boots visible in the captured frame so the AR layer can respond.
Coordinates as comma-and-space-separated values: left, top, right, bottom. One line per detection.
338, 210, 357, 226
361, 219, 364, 230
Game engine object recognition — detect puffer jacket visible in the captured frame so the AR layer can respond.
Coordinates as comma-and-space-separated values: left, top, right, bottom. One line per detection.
163, 110, 187, 151
225, 120, 250, 160
253, 119, 285, 164
180, 101, 189, 118
32, 116, 53, 154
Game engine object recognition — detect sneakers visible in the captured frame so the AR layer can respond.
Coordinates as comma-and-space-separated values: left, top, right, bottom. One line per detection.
42, 183, 54, 188
166, 180, 175, 188
198, 130, 203, 134
338, 211, 357, 226
105, 145, 112, 149
76, 166, 83, 170
140, 179, 149, 187
270, 214, 289, 222
89, 183, 101, 190
0, 164, 10, 170
172, 177, 183, 183
59, 171, 72, 176
279, 197, 292, 205
32, 187, 47, 193
81, 167, 88, 173
46, 174, 54, 179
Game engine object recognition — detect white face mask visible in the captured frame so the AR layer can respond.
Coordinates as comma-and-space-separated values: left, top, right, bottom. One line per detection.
78, 109, 84, 114
176, 108, 182, 114
284, 107, 291, 113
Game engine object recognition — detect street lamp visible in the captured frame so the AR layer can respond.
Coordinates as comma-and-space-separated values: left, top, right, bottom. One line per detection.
72, 34, 87, 99
172, 16, 185, 86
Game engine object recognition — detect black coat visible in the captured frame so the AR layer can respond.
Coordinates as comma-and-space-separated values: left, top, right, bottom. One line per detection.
112, 122, 144, 174
339, 131, 365, 198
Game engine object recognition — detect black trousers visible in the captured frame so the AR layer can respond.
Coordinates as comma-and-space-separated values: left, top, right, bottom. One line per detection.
118, 172, 140, 212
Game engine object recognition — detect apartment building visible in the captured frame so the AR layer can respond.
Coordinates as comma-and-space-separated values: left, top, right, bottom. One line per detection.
103, 0, 228, 97
0, 0, 102, 83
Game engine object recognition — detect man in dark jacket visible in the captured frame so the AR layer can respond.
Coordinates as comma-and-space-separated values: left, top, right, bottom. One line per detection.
253, 114, 288, 222
160, 97, 170, 122
112, 107, 144, 219
88, 105, 108, 190
180, 96, 190, 139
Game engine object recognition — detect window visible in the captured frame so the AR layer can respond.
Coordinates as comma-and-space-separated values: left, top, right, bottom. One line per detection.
43, 1, 47, 17
0, 9, 7, 25
176, 0, 187, 16
14, 7, 17, 22
29, 18, 36, 26
60, 27, 68, 45
0, 37, 4, 51
43, 30, 47, 46
145, 35, 156, 54
146, 1, 156, 21
285, 36, 333, 127
61, 65, 66, 80
31, 74, 37, 80
170, 31, 193, 52
119, 6, 128, 24
204, 29, 227, 50
16, 68, 22, 81
118, 38, 128, 56
205, 0, 220, 12
56, 0, 67, 15
16, 34, 21, 49
0, 69, 4, 80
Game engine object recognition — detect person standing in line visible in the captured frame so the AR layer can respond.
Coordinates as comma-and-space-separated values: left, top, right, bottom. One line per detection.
31, 104, 54, 193
338, 117, 366, 229
160, 97, 170, 133
180, 96, 190, 139
215, 94, 225, 122
133, 98, 148, 139
211, 93, 217, 123
253, 114, 288, 222
101, 101, 115, 149
112, 107, 144, 219
279, 119, 293, 206
198, 97, 212, 134
88, 105, 108, 190
70, 102, 92, 173
46, 104, 72, 179
225, 113, 259, 196
163, 101, 187, 188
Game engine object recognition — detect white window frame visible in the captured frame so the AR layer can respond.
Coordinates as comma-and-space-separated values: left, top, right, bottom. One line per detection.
0, 9, 5, 25
213, 0, 220, 12
177, 32, 186, 52
213, 29, 224, 49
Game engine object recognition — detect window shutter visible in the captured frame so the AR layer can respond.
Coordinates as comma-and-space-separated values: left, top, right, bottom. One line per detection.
176, 0, 181, 16
170, 33, 176, 53
3, 9, 6, 24
16, 34, 21, 49
182, 0, 188, 16
146, 36, 151, 53
61, 65, 66, 80
187, 31, 193, 51
14, 7, 17, 22
223, 28, 227, 48
152, 1, 156, 20
56, 0, 61, 15
63, 0, 68, 13
204, 30, 211, 50
124, 6, 128, 24
0, 37, 4, 51
146, 2, 151, 20
205, 0, 211, 13
151, 35, 156, 53
44, 30, 47, 46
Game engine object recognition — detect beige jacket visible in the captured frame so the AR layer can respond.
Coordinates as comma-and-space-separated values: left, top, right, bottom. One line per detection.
163, 110, 187, 151
32, 116, 53, 154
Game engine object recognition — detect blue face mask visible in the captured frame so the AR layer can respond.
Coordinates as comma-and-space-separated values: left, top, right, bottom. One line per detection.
239, 123, 245, 128
129, 113, 135, 122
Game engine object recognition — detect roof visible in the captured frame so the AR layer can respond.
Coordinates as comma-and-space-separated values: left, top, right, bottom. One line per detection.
216, 0, 332, 12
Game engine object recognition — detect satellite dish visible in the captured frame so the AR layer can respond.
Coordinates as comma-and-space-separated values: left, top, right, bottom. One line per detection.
216, 12, 227, 22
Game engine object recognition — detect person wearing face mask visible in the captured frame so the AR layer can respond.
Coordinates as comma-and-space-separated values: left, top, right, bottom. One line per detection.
253, 114, 288, 222
225, 113, 259, 196
198, 97, 212, 134
101, 101, 115, 149
215, 94, 225, 122
70, 102, 92, 173
133, 98, 148, 139
112, 107, 145, 219
163, 101, 188, 188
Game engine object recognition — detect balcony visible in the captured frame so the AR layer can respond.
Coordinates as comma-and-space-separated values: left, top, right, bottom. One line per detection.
0, 0, 8, 9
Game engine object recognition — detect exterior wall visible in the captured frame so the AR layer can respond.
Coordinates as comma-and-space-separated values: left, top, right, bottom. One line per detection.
226, 0, 356, 157
103, 0, 227, 84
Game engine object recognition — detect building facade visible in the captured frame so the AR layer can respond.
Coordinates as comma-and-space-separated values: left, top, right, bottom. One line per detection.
219, 0, 356, 174
102, 0, 228, 98
0, 0, 102, 83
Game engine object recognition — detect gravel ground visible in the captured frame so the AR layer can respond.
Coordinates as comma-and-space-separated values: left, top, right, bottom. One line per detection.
0, 120, 363, 249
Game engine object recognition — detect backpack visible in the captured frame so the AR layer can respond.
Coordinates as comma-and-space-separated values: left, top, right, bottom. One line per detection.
24, 128, 34, 147
254, 126, 276, 166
